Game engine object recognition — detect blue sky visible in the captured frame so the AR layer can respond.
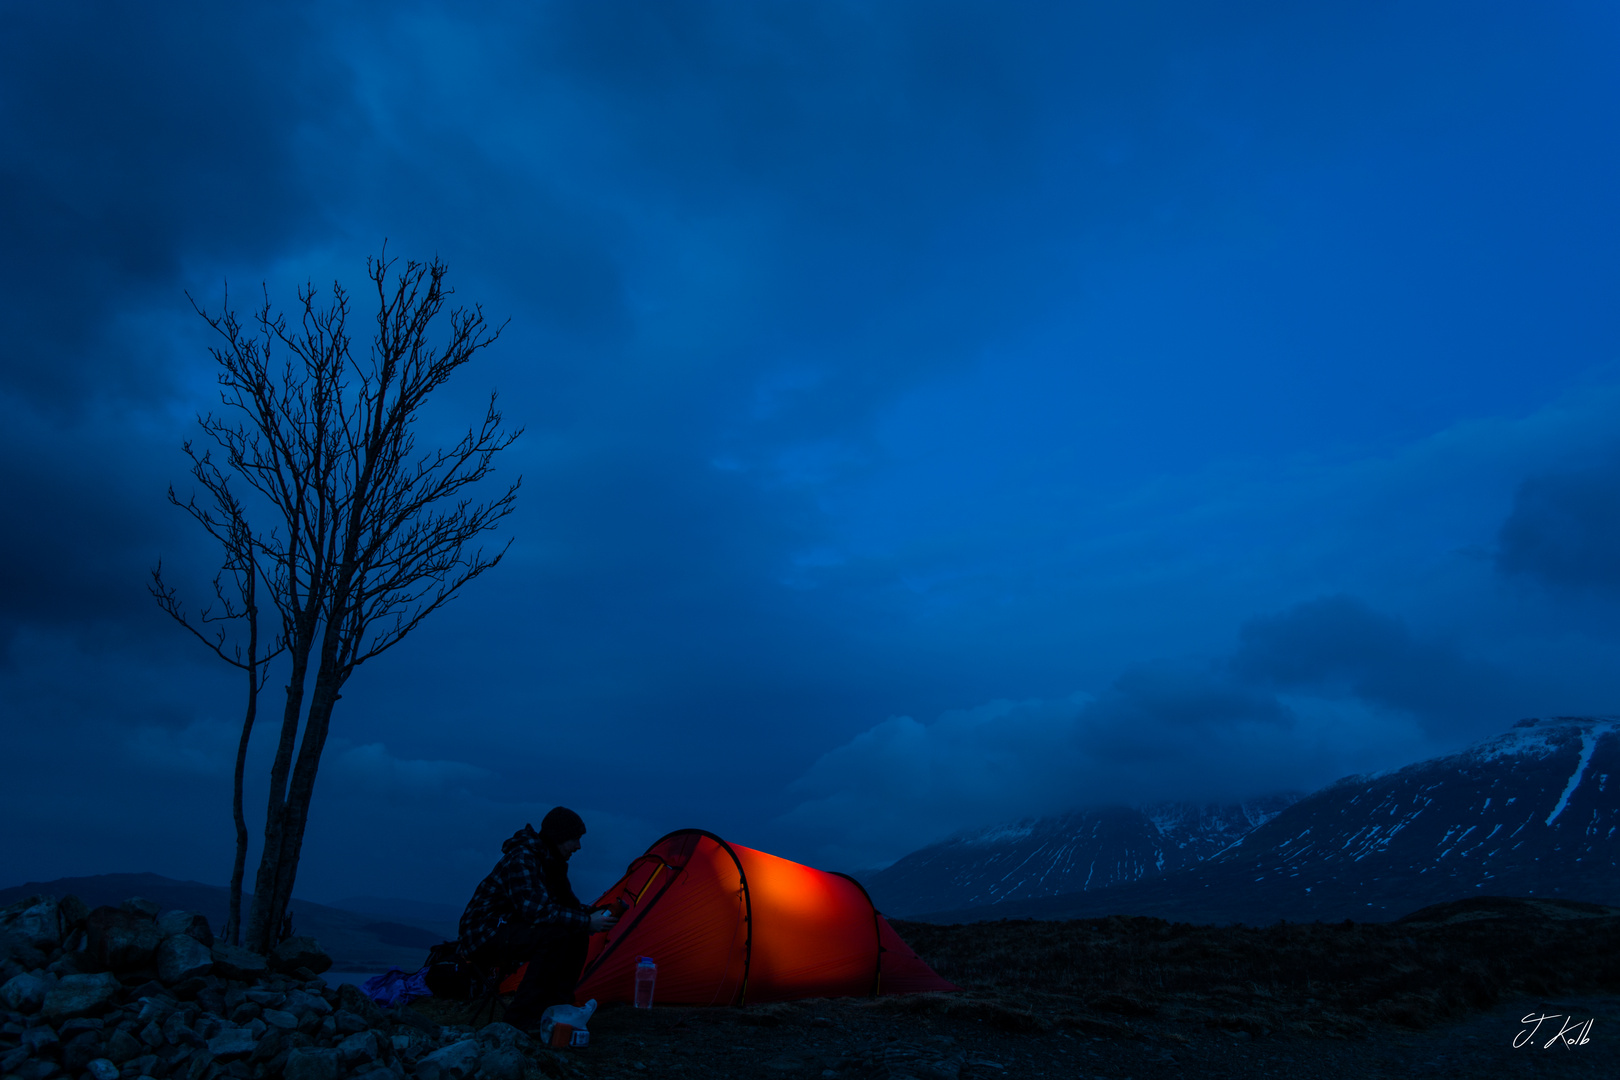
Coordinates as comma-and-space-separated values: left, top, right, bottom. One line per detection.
4, 1, 1620, 905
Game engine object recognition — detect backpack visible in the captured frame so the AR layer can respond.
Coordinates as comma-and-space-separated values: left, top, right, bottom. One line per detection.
422, 940, 480, 1000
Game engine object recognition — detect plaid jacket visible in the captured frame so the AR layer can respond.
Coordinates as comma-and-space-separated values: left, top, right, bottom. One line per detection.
459, 824, 590, 954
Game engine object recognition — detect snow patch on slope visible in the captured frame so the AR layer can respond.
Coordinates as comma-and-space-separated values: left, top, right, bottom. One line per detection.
1544, 721, 1620, 824
961, 823, 1036, 846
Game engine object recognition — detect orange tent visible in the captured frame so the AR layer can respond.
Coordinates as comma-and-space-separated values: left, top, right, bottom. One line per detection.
501, 830, 957, 1005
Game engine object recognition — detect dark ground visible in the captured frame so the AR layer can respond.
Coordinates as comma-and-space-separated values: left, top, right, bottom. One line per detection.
412, 895, 1620, 1079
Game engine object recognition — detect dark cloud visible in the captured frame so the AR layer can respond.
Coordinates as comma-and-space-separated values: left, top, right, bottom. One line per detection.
1100, 661, 1292, 732
5, 1, 1620, 897
0, 3, 348, 408
779, 594, 1528, 868
1230, 595, 1524, 736
1496, 458, 1620, 594
0, 405, 205, 661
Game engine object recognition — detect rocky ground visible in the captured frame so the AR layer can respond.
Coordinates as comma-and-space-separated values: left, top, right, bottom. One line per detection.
4, 892, 1617, 1080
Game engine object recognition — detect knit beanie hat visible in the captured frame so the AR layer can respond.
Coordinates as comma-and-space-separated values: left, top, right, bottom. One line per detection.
539, 806, 587, 845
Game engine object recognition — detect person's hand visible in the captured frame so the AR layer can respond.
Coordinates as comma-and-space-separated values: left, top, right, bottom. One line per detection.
589, 909, 619, 934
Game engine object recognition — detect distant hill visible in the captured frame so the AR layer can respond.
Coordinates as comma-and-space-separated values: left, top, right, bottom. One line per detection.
0, 873, 449, 972
326, 895, 461, 942
862, 795, 1300, 917
912, 715, 1620, 925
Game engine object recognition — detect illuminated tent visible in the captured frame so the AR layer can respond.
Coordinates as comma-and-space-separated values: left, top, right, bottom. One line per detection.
501, 829, 958, 1005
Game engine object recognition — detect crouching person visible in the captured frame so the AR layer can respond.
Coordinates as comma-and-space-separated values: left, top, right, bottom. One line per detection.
460, 806, 619, 1028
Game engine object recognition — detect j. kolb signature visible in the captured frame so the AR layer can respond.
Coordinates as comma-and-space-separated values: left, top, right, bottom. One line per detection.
1515, 1013, 1594, 1049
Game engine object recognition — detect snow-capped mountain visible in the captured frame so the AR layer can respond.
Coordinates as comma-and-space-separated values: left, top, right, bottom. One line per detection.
911, 715, 1620, 925
862, 795, 1301, 917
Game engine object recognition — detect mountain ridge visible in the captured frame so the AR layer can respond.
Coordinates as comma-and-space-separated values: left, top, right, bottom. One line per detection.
909, 715, 1620, 925
863, 795, 1301, 917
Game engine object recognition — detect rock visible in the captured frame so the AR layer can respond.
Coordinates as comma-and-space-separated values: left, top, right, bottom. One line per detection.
61, 1030, 105, 1072
167, 976, 209, 1001
126, 1052, 160, 1077
332, 1008, 368, 1034
0, 892, 42, 918
207, 1027, 256, 1061
415, 1038, 481, 1080
763, 1055, 810, 1073
0, 932, 48, 972
57, 897, 88, 931
157, 935, 214, 986
262, 1007, 299, 1030
0, 1046, 31, 1075
336, 982, 385, 1027
197, 1011, 223, 1038
45, 951, 97, 977
1, 972, 48, 1013
41, 972, 122, 1022
479, 1048, 527, 1080
156, 912, 215, 950
22, 1025, 59, 1055
388, 1006, 436, 1033
251, 1028, 289, 1064
336, 1030, 381, 1065
58, 1016, 104, 1038
162, 1011, 203, 1046
104, 1027, 144, 1064
134, 994, 176, 1024
282, 1046, 340, 1080
85, 1058, 119, 1080
11, 1058, 61, 1080
120, 900, 162, 920
2, 898, 64, 950
194, 984, 227, 1015
269, 938, 332, 976
474, 1023, 531, 1052
283, 989, 332, 1018
138, 1019, 165, 1048
244, 989, 285, 1008
210, 945, 268, 983
85, 909, 162, 973
182, 1048, 214, 1080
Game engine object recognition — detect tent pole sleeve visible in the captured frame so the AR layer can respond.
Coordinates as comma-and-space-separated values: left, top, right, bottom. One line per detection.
575, 858, 682, 987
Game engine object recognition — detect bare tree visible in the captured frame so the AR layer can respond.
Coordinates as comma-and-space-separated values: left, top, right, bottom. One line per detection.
150, 454, 284, 946
178, 250, 522, 953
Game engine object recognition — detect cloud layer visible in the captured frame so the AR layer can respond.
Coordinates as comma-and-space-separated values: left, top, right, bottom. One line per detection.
777, 594, 1511, 869
1498, 456, 1620, 594
4, 2, 1620, 900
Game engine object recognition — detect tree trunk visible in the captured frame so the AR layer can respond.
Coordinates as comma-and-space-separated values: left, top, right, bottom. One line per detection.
225, 573, 264, 948
257, 667, 344, 951
225, 667, 257, 947
251, 457, 371, 947
245, 648, 312, 953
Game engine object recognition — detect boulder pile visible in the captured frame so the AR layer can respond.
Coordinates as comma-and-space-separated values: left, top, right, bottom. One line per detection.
0, 895, 570, 1080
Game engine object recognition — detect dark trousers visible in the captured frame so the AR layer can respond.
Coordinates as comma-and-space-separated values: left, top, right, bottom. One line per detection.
472, 920, 589, 1021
